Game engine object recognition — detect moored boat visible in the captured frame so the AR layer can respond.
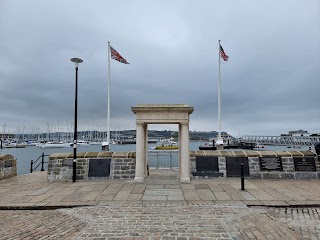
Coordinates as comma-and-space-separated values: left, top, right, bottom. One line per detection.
78, 140, 90, 146
40, 142, 71, 149
154, 139, 178, 150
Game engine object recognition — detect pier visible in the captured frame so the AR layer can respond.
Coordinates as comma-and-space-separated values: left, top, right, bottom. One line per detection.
116, 139, 158, 144
240, 135, 320, 147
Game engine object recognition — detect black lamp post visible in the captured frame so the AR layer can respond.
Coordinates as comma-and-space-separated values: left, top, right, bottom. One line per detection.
71, 58, 83, 182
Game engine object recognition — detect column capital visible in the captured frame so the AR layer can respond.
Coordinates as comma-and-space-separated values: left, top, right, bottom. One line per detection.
179, 121, 189, 126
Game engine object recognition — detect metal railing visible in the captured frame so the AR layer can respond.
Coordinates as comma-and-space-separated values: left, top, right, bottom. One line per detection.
29, 151, 179, 173
30, 152, 49, 173
147, 150, 179, 169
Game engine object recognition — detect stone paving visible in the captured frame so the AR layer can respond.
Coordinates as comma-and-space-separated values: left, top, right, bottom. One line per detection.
0, 170, 320, 239
1, 204, 320, 239
1, 170, 320, 208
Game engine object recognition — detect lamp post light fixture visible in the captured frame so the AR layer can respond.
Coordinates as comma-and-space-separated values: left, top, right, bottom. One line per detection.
71, 57, 83, 182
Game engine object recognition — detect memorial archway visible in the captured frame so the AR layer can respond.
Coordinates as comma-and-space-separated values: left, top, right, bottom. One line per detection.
131, 104, 194, 183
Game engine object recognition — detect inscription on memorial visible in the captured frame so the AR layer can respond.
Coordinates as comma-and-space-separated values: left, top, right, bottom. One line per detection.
62, 158, 73, 167
226, 157, 249, 177
196, 156, 219, 172
293, 157, 316, 172
88, 158, 111, 177
259, 157, 283, 171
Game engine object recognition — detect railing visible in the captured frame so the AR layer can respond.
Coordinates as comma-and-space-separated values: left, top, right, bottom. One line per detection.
30, 151, 179, 172
30, 152, 49, 173
240, 135, 320, 147
147, 150, 179, 169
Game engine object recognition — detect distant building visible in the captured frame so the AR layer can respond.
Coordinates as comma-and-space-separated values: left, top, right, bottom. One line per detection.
0, 133, 14, 139
288, 130, 310, 137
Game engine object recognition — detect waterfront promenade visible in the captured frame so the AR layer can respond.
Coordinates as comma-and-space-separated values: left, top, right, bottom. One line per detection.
0, 170, 320, 239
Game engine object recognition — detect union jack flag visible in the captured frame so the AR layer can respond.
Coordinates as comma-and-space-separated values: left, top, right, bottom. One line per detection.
110, 45, 129, 64
220, 45, 229, 61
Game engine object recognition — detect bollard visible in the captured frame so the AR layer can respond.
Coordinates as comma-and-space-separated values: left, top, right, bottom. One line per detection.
73, 160, 76, 182
30, 160, 34, 173
240, 163, 245, 191
157, 152, 159, 169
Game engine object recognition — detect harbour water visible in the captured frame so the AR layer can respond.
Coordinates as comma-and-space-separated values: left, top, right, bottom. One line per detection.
0, 142, 311, 175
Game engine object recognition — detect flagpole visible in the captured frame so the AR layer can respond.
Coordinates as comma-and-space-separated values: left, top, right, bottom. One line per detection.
107, 42, 111, 147
217, 40, 223, 148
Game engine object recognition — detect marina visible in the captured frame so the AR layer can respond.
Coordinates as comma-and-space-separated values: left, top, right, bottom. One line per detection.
0, 141, 313, 176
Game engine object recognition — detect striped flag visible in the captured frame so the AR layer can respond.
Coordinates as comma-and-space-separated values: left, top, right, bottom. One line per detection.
110, 46, 130, 64
220, 45, 229, 61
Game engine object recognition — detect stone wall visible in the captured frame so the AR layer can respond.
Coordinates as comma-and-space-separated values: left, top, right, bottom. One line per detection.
48, 151, 136, 182
48, 150, 319, 182
0, 154, 17, 180
191, 150, 320, 179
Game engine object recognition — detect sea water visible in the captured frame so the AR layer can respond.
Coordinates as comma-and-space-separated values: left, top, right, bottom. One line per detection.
0, 142, 311, 175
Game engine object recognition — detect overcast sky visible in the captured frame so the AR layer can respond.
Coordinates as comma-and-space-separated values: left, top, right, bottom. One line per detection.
0, 0, 319, 136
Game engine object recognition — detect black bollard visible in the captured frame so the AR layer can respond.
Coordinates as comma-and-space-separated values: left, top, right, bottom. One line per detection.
30, 160, 34, 173
0, 139, 2, 149
240, 163, 245, 191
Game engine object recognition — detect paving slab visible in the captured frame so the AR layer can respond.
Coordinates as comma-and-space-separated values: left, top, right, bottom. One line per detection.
144, 188, 183, 196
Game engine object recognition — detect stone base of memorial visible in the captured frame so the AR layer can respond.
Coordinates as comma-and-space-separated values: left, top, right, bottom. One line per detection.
0, 154, 17, 180
47, 150, 320, 182
190, 150, 319, 179
47, 152, 136, 182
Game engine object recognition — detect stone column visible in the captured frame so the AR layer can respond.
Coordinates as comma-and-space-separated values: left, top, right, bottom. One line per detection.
134, 122, 145, 183
178, 124, 182, 177
180, 122, 190, 183
144, 124, 148, 177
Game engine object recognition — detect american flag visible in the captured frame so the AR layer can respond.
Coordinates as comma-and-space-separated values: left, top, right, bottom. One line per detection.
220, 45, 229, 61
110, 46, 129, 64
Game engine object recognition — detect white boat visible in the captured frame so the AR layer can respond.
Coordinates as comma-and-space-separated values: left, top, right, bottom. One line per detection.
27, 141, 39, 146
69, 140, 90, 147
78, 140, 90, 146
40, 142, 71, 149
154, 139, 178, 150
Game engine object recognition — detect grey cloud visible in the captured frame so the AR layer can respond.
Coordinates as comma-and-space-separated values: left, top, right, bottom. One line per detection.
0, 0, 319, 136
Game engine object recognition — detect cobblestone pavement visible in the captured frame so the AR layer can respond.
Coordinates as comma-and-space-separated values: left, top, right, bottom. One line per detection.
0, 209, 86, 240
1, 204, 319, 239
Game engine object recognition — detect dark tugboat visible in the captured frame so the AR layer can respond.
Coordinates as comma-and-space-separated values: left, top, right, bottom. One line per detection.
199, 139, 217, 150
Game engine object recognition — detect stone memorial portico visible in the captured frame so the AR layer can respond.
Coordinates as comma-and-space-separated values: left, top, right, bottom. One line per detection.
132, 104, 194, 183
